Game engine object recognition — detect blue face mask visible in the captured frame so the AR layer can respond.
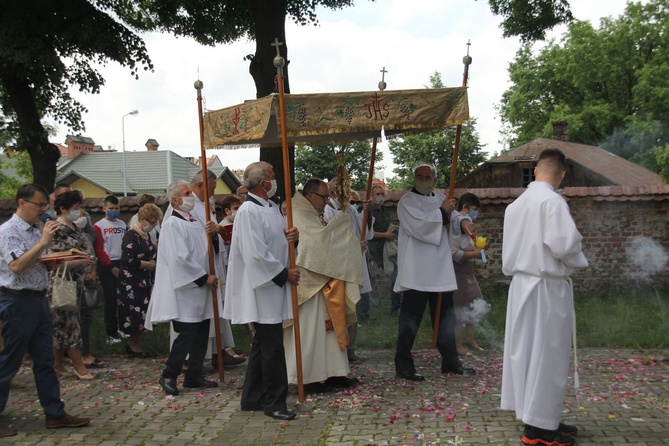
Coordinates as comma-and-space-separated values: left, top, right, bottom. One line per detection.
469, 209, 479, 220
106, 210, 119, 220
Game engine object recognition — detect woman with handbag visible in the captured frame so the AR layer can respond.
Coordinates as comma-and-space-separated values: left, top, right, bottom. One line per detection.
49, 191, 96, 380
117, 203, 162, 357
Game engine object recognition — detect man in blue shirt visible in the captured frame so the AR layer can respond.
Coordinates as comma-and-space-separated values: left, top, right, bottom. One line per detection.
0, 184, 91, 437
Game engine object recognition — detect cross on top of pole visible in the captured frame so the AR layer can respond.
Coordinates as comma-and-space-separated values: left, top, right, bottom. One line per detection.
379, 66, 388, 91
272, 37, 285, 71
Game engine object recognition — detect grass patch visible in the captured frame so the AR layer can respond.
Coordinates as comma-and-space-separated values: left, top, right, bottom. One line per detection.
88, 286, 669, 358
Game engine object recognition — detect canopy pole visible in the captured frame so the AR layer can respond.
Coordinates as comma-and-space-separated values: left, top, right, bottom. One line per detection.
360, 67, 388, 242
433, 43, 473, 348
273, 38, 305, 404
195, 79, 225, 381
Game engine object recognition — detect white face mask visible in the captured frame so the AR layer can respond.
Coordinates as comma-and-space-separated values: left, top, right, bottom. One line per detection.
180, 196, 195, 213
209, 197, 215, 208
74, 216, 88, 228
227, 210, 237, 222
66, 209, 82, 222
266, 179, 278, 198
415, 181, 435, 195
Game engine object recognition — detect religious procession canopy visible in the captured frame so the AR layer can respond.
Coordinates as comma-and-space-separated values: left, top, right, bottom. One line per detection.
203, 87, 469, 149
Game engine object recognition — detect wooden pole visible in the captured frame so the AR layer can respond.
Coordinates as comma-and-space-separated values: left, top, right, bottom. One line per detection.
433, 44, 472, 348
273, 38, 305, 403
195, 80, 225, 381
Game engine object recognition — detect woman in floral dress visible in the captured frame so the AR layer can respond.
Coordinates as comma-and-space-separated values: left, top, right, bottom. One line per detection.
49, 191, 96, 380
117, 204, 162, 357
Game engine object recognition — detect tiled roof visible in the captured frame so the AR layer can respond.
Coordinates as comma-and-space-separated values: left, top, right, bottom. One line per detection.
491, 138, 664, 186
374, 184, 669, 206
66, 135, 95, 145
56, 150, 198, 195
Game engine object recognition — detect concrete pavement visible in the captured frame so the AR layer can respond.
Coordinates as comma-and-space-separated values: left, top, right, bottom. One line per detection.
2, 347, 668, 445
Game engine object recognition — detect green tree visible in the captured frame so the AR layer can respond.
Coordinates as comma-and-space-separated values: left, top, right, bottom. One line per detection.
499, 0, 669, 172
387, 72, 487, 190
1, 0, 572, 194
0, 1, 152, 193
0, 150, 31, 199
294, 140, 382, 191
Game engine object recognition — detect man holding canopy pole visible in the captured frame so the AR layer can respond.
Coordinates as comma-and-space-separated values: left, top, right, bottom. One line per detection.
224, 161, 300, 421
393, 162, 476, 381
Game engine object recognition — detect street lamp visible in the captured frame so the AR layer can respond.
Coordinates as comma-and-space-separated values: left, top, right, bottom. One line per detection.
122, 110, 139, 197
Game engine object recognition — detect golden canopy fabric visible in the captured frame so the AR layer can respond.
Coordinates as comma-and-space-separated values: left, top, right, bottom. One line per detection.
203, 87, 469, 149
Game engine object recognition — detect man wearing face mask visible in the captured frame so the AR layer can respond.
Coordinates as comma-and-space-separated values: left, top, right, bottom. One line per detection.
189, 171, 244, 369
367, 185, 401, 315
393, 162, 476, 382
146, 181, 220, 395
93, 195, 127, 345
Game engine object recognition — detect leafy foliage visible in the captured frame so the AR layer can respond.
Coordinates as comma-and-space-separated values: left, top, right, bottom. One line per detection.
294, 140, 382, 191
488, 0, 573, 41
387, 72, 487, 190
498, 0, 669, 173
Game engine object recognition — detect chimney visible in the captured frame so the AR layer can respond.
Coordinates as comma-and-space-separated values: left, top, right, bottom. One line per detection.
145, 139, 159, 151
552, 120, 568, 141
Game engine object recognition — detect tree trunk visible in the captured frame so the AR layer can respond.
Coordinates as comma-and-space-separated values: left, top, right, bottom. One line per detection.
0, 70, 60, 193
250, 0, 295, 201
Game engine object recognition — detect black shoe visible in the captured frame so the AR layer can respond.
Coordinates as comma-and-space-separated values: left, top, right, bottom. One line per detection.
396, 371, 425, 381
303, 382, 334, 394
183, 377, 218, 389
558, 422, 578, 437
264, 409, 296, 421
159, 376, 179, 396
522, 424, 575, 445
442, 366, 476, 376
325, 376, 360, 388
240, 404, 263, 412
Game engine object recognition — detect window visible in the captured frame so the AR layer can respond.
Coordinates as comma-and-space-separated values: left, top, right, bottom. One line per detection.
522, 165, 535, 187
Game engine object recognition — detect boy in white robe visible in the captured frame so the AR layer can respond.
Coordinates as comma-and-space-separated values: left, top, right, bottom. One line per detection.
224, 162, 299, 421
145, 181, 220, 396
501, 148, 588, 446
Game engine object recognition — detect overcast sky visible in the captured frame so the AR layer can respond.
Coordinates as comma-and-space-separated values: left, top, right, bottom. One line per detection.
51, 0, 638, 179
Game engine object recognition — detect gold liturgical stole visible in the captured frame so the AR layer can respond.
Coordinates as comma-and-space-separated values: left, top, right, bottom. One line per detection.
322, 278, 349, 351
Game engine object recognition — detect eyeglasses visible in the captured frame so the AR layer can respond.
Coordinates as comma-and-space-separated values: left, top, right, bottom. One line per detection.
310, 192, 329, 202
24, 200, 50, 210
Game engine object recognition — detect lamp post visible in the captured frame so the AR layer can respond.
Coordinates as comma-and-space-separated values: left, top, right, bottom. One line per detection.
122, 110, 139, 197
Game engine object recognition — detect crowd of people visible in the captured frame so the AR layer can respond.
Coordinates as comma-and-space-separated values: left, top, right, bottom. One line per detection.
0, 149, 587, 445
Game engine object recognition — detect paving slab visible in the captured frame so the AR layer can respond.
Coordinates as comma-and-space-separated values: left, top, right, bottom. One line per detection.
1, 347, 667, 445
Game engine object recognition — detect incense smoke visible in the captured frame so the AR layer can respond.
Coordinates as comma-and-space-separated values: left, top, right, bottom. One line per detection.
625, 236, 669, 283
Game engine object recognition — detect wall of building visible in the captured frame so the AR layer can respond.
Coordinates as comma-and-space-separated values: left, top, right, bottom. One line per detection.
70, 179, 108, 198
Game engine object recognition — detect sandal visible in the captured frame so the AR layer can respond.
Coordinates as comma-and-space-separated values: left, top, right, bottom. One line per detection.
84, 358, 106, 369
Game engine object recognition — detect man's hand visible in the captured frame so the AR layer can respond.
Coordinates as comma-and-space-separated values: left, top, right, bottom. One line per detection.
360, 240, 368, 253
285, 227, 299, 243
385, 230, 396, 240
362, 200, 372, 212
40, 220, 59, 246
205, 221, 220, 235
206, 275, 219, 288
287, 267, 300, 284
111, 266, 120, 278
440, 198, 456, 214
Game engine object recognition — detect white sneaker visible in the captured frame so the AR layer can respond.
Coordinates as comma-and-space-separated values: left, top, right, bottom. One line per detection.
106, 336, 122, 345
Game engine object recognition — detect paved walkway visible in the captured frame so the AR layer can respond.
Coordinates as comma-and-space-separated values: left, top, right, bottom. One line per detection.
2, 347, 668, 445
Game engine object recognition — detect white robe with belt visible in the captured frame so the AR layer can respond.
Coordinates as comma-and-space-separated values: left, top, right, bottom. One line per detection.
393, 190, 457, 293
145, 215, 220, 328
500, 181, 588, 430
223, 195, 292, 324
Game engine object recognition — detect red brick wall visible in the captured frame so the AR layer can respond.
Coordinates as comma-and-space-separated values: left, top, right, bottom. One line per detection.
474, 199, 669, 292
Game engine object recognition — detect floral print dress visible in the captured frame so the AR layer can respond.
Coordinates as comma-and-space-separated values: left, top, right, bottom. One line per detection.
48, 223, 93, 349
117, 229, 156, 335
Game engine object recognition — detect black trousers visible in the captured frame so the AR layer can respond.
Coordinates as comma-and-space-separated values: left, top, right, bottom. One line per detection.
394, 290, 461, 374
163, 319, 210, 381
97, 262, 120, 338
241, 322, 288, 413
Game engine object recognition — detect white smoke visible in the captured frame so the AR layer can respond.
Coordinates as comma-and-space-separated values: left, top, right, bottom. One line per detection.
456, 298, 491, 324
625, 236, 669, 282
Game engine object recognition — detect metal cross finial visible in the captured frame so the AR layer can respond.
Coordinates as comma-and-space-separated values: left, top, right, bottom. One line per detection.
271, 38, 284, 58
378, 66, 388, 91
466, 39, 471, 56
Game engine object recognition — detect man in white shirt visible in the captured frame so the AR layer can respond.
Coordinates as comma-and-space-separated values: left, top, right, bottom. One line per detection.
501, 148, 588, 446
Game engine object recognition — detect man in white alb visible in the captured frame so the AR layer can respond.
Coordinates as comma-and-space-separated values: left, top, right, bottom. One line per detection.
224, 162, 300, 421
501, 148, 588, 446
145, 181, 220, 396
393, 162, 475, 381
